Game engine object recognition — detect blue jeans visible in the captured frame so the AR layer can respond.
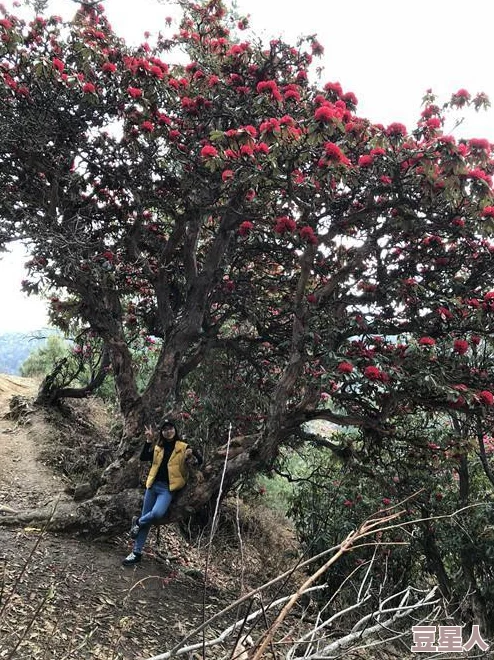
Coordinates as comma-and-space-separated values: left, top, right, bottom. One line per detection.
133, 481, 173, 554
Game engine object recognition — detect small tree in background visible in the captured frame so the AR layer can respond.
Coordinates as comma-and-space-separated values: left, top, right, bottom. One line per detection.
20, 334, 70, 378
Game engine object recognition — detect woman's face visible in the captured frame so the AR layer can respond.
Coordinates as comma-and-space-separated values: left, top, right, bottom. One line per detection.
160, 425, 176, 442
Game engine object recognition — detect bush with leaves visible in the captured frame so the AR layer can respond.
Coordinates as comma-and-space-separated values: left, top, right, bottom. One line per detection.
287, 409, 494, 636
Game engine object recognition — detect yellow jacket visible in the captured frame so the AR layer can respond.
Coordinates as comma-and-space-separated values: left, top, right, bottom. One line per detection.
146, 440, 189, 491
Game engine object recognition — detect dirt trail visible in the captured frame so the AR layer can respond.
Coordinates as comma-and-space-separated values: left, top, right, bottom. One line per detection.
0, 374, 65, 513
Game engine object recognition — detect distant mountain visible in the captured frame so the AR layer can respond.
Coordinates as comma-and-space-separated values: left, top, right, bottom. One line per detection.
0, 329, 57, 375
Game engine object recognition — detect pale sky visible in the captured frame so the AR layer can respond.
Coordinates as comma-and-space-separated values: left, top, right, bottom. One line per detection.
1, 0, 494, 331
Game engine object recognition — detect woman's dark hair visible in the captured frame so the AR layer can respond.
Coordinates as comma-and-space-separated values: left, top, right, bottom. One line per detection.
159, 418, 180, 441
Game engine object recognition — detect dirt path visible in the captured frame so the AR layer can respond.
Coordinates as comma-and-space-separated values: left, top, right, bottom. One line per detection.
0, 374, 65, 513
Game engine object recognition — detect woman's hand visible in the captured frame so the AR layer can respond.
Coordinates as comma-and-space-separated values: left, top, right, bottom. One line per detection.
185, 447, 196, 464
144, 425, 155, 443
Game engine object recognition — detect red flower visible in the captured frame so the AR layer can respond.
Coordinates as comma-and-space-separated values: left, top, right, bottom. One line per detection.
358, 154, 374, 167
386, 122, 407, 137
150, 65, 164, 79
453, 339, 469, 355
274, 216, 296, 234
156, 113, 170, 125
477, 390, 494, 406
467, 168, 492, 184
299, 226, 318, 244
306, 294, 317, 304
419, 337, 436, 346
314, 105, 335, 122
141, 121, 154, 133
102, 62, 117, 74
238, 221, 253, 236
342, 91, 358, 107
52, 58, 65, 73
256, 79, 279, 95
382, 498, 392, 506
469, 138, 490, 151
364, 366, 381, 380
337, 361, 354, 374
127, 86, 143, 99
426, 117, 442, 130
82, 82, 96, 94
260, 118, 281, 134
324, 81, 343, 97
324, 142, 350, 165
436, 306, 453, 320
239, 144, 253, 157
284, 89, 301, 102
241, 125, 258, 137
311, 40, 324, 55
0, 19, 13, 29
481, 206, 494, 218
221, 169, 234, 182
452, 88, 471, 104
484, 291, 494, 301
254, 142, 269, 155
200, 144, 218, 158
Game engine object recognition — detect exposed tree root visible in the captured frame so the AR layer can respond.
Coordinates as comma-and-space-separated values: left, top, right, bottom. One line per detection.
0, 489, 142, 534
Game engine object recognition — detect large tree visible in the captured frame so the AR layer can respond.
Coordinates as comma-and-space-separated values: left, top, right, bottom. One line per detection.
1, 0, 494, 529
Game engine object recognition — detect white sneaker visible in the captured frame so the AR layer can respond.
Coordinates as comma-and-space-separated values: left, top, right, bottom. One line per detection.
122, 551, 141, 566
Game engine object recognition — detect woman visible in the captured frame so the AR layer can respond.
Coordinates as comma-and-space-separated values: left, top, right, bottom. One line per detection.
122, 418, 202, 566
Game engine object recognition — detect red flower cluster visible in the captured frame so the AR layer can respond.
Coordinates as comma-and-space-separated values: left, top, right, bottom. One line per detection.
324, 142, 350, 165
314, 105, 338, 123
200, 144, 218, 158
324, 81, 343, 97
358, 154, 374, 167
386, 122, 407, 138
418, 337, 436, 347
481, 206, 494, 218
52, 58, 64, 73
364, 365, 387, 381
477, 390, 494, 406
127, 86, 143, 99
337, 361, 353, 374
256, 79, 281, 101
299, 225, 317, 244
453, 339, 469, 355
469, 138, 491, 152
238, 221, 253, 236
451, 88, 471, 107
274, 216, 296, 234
